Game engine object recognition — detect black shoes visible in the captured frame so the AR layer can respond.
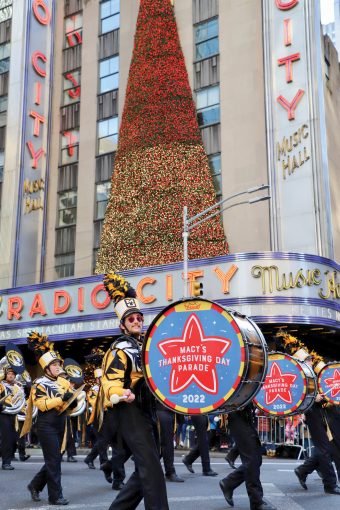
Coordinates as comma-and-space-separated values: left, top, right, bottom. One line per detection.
48, 496, 69, 505
67, 456, 77, 463
203, 469, 218, 476
166, 473, 185, 482
294, 468, 307, 490
251, 502, 277, 510
324, 486, 340, 495
2, 464, 14, 470
84, 458, 95, 469
100, 461, 113, 483
112, 481, 124, 490
182, 456, 194, 473
20, 455, 31, 462
225, 455, 236, 469
27, 484, 41, 502
219, 479, 234, 507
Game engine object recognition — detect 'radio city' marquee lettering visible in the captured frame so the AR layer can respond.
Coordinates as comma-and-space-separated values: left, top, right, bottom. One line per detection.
252, 265, 340, 299
23, 0, 52, 213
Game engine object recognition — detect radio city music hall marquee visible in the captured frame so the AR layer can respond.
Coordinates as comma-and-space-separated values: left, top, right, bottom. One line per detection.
0, 253, 339, 344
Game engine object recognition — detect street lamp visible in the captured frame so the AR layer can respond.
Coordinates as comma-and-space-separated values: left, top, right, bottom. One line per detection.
182, 184, 271, 298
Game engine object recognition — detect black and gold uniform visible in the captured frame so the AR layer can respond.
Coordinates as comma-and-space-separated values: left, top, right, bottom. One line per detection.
27, 374, 72, 504
102, 335, 169, 510
0, 373, 25, 470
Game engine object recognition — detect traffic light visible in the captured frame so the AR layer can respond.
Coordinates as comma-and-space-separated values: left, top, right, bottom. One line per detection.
192, 282, 203, 297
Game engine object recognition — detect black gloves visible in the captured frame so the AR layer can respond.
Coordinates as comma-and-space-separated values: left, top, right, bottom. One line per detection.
62, 391, 73, 402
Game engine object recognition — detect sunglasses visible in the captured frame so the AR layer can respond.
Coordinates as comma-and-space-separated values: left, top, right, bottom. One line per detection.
126, 314, 144, 324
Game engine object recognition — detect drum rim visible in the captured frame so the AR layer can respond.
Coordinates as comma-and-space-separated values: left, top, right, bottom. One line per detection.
142, 297, 254, 415
253, 351, 316, 416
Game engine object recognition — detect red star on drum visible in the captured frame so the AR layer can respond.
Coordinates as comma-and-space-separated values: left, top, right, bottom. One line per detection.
158, 314, 231, 394
263, 361, 298, 405
324, 369, 340, 398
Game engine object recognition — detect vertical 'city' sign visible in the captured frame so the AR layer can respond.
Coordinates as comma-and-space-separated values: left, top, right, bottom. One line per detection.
263, 0, 331, 256
13, 0, 54, 286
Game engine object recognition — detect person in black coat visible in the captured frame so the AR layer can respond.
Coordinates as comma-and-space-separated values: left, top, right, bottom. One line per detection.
156, 401, 184, 482
219, 405, 276, 510
182, 414, 217, 476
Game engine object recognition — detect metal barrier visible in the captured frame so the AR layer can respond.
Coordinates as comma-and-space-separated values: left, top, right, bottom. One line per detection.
256, 415, 312, 459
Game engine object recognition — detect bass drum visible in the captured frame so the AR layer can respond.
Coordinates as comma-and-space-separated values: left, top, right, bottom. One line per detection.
142, 298, 268, 415
253, 352, 316, 416
316, 361, 340, 405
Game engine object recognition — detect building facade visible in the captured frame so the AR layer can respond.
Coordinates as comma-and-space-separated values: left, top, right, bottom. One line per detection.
0, 0, 339, 359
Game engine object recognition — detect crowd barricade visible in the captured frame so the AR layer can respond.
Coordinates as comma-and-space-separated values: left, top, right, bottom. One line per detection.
256, 415, 312, 459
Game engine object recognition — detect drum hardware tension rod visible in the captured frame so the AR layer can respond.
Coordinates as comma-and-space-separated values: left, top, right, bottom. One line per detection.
182, 185, 270, 298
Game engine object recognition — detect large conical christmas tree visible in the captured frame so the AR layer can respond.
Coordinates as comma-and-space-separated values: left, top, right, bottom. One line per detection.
96, 0, 227, 272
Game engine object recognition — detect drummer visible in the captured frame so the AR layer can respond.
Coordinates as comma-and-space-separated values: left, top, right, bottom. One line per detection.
294, 354, 340, 495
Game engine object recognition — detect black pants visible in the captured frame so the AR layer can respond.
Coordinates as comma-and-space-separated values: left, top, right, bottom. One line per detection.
29, 412, 66, 502
221, 411, 263, 510
184, 415, 211, 473
66, 417, 77, 457
157, 407, 176, 476
0, 413, 16, 466
298, 444, 340, 482
85, 425, 109, 465
226, 445, 239, 463
105, 403, 169, 510
304, 405, 337, 490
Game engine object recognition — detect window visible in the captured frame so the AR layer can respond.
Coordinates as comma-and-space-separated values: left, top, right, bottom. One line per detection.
63, 70, 81, 105
98, 116, 118, 154
100, 0, 120, 34
95, 181, 111, 220
208, 153, 222, 197
195, 18, 219, 61
196, 85, 220, 127
55, 253, 75, 279
0, 57, 9, 74
0, 42, 10, 60
0, 95, 7, 113
57, 190, 77, 227
99, 55, 119, 93
0, 1, 12, 23
61, 129, 79, 164
65, 13, 83, 48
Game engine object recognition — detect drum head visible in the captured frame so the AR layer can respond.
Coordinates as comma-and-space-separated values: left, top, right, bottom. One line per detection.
318, 363, 340, 405
254, 352, 313, 416
142, 299, 247, 414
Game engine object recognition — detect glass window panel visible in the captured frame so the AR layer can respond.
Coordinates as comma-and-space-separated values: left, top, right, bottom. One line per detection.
98, 119, 109, 138
58, 208, 77, 227
208, 86, 220, 105
100, 1, 111, 18
0, 111, 6, 127
195, 19, 218, 44
108, 117, 118, 132
100, 74, 119, 93
195, 38, 219, 60
0, 95, 7, 112
96, 201, 108, 220
101, 13, 120, 34
212, 173, 222, 196
65, 13, 82, 32
196, 89, 208, 109
208, 154, 221, 175
98, 134, 118, 155
0, 42, 10, 60
197, 105, 220, 127
0, 57, 9, 74
109, 56, 119, 73
61, 145, 79, 165
99, 59, 110, 78
96, 181, 111, 201
58, 191, 77, 209
61, 130, 79, 148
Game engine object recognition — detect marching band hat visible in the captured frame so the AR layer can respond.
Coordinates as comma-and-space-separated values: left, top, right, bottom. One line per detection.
292, 348, 313, 363
103, 272, 142, 322
27, 331, 63, 370
84, 348, 105, 383
63, 358, 84, 385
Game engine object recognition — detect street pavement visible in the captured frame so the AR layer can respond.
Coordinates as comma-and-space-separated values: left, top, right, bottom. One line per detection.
1, 450, 340, 510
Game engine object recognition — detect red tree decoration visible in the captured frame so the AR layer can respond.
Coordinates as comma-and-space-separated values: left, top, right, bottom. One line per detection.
96, 0, 227, 272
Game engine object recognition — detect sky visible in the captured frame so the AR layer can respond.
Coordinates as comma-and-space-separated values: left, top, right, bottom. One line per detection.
320, 0, 335, 24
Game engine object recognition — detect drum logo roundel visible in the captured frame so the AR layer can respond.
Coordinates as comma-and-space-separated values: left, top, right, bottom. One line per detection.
254, 353, 306, 415
143, 299, 245, 414
318, 363, 340, 405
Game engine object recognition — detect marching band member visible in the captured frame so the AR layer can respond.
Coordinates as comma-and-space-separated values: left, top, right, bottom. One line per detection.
102, 272, 169, 510
219, 405, 276, 510
24, 331, 77, 506
0, 366, 25, 470
0, 345, 26, 470
182, 414, 217, 477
